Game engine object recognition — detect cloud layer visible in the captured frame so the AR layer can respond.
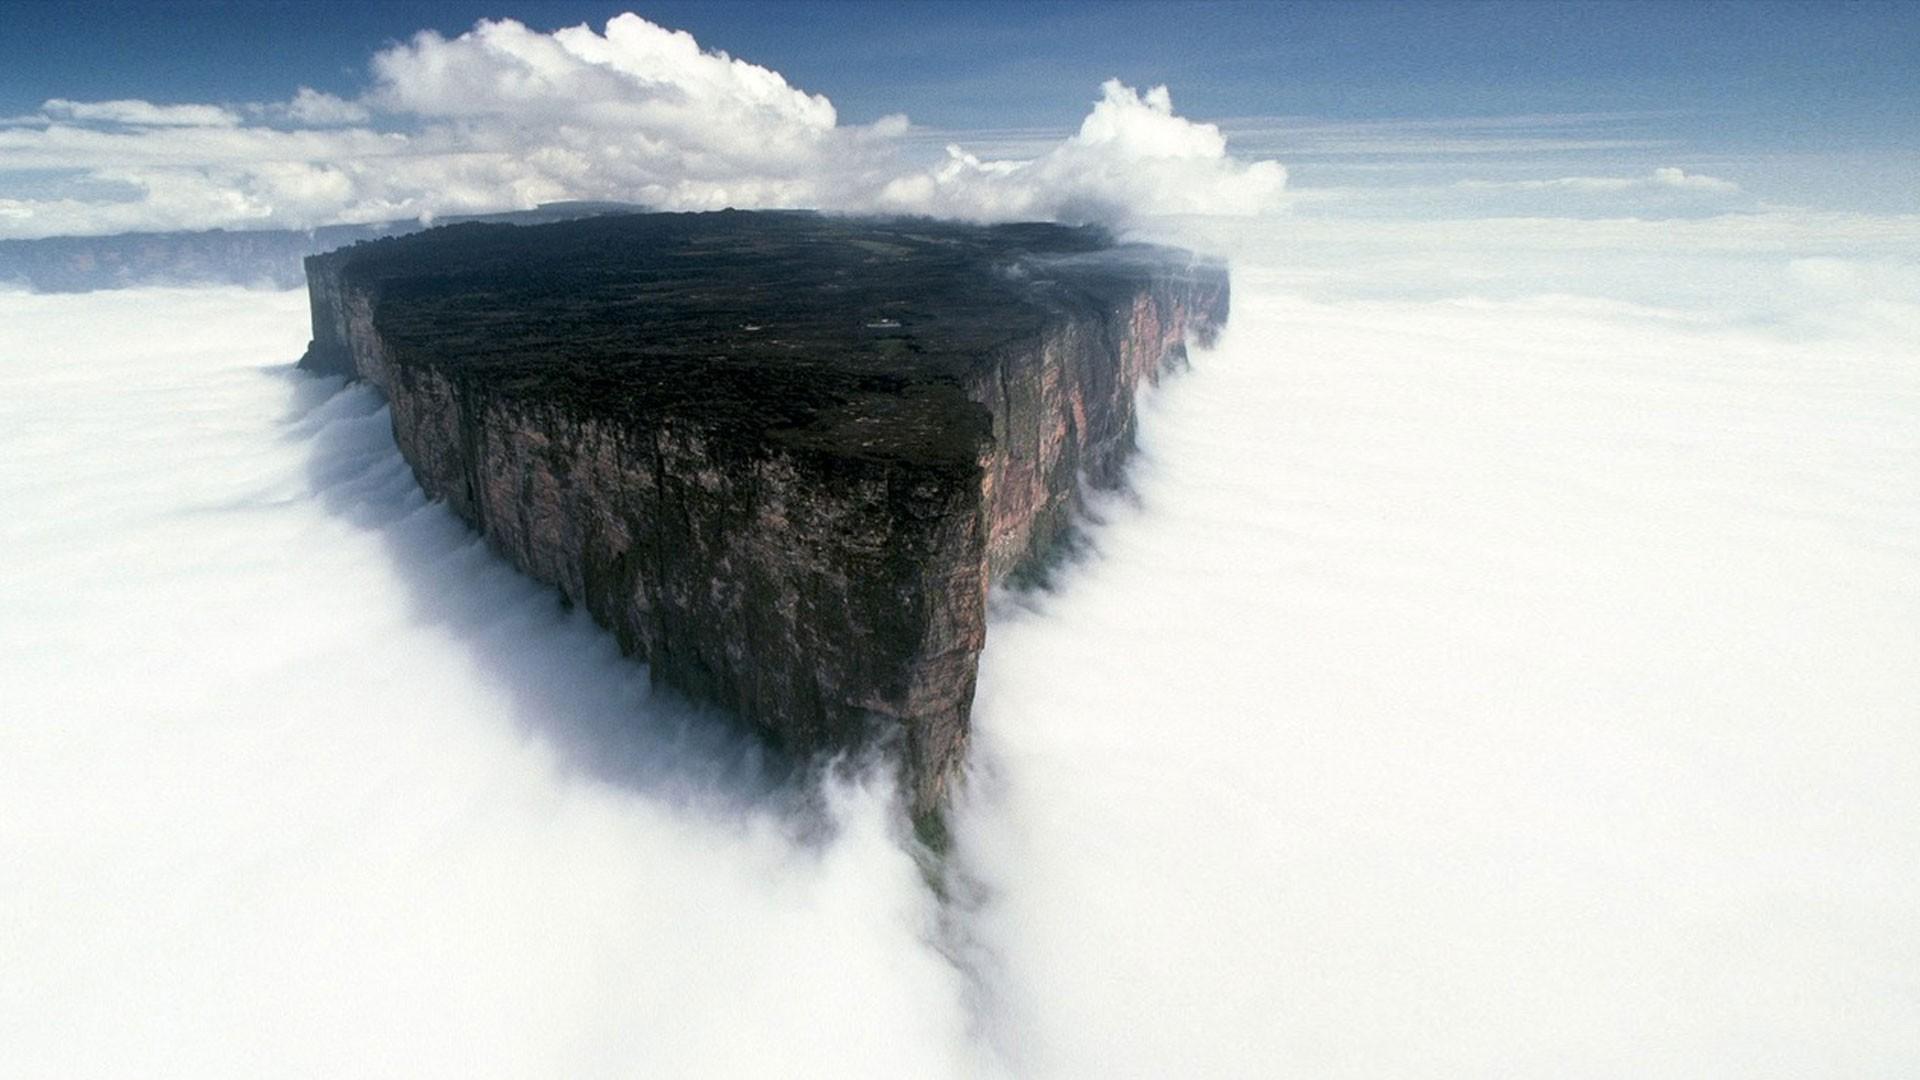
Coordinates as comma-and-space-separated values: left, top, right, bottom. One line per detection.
4, 205, 1917, 1075
5, 11, 1917, 1075
0, 288, 985, 1077
952, 250, 1920, 1074
0, 13, 1284, 238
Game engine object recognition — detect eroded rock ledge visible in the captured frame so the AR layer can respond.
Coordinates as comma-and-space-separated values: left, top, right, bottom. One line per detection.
301, 210, 1228, 814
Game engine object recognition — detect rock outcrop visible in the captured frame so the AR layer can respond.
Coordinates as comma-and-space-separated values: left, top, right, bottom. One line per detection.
301, 210, 1227, 815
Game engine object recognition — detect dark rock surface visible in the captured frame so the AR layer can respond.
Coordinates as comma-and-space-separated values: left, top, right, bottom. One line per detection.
301, 209, 1228, 815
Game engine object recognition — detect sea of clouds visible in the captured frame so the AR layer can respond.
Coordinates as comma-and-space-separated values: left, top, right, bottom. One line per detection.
3, 11, 1919, 1079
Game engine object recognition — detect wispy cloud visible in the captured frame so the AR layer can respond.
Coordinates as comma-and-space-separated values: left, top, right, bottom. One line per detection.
1220, 111, 1682, 159
41, 98, 243, 128
1456, 166, 1740, 194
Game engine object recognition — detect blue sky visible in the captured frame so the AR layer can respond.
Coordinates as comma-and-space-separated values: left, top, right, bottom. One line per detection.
4, 0, 1916, 146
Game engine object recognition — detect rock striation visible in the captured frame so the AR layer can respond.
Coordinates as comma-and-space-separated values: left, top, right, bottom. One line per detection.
301, 210, 1227, 815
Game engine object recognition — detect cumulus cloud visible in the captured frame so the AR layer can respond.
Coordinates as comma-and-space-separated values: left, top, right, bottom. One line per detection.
0, 14, 1283, 239
876, 81, 1286, 225
275, 87, 372, 127
375, 16, 836, 131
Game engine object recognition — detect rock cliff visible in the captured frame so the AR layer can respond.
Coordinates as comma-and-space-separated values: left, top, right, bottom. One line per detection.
300, 210, 1227, 815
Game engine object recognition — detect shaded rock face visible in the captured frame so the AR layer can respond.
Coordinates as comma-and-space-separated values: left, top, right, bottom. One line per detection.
301, 210, 1227, 814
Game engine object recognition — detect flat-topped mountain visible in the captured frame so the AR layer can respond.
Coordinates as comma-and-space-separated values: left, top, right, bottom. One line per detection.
302, 210, 1228, 817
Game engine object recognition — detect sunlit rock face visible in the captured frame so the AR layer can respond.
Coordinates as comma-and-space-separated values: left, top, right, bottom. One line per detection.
301, 209, 1227, 814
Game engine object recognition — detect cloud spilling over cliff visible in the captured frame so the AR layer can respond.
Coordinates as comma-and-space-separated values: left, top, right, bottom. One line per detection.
0, 288, 986, 1076
4, 9, 1916, 1069
0, 13, 1284, 238
4, 200, 1917, 1074
950, 238, 1920, 1074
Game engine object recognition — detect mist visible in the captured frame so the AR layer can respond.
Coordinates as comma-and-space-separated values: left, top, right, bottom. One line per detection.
950, 239, 1920, 1075
3, 204, 1917, 1077
0, 289, 979, 1077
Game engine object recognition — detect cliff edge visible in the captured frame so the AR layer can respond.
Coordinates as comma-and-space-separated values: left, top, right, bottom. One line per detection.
300, 210, 1228, 815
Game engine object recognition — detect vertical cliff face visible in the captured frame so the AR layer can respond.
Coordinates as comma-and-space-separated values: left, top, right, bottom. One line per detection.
970, 267, 1226, 582
300, 211, 1226, 814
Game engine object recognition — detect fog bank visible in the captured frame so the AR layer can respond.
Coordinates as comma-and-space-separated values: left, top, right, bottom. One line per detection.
952, 238, 1920, 1075
3, 208, 1916, 1076
0, 289, 981, 1077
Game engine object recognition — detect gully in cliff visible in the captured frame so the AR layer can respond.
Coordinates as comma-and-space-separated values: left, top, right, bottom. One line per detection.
300, 209, 1228, 820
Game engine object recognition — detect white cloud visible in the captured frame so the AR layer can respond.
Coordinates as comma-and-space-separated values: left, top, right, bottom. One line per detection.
950, 241, 1920, 1073
1651, 165, 1740, 192
875, 81, 1286, 225
1261, 166, 1753, 226
1219, 112, 1679, 160
0, 287, 982, 1077
42, 97, 241, 128
0, 14, 1284, 239
278, 87, 371, 127
5, 205, 1917, 1075
375, 16, 835, 131
1456, 166, 1742, 194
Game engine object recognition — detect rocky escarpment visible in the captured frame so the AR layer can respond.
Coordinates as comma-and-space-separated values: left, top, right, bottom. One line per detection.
301, 210, 1227, 815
